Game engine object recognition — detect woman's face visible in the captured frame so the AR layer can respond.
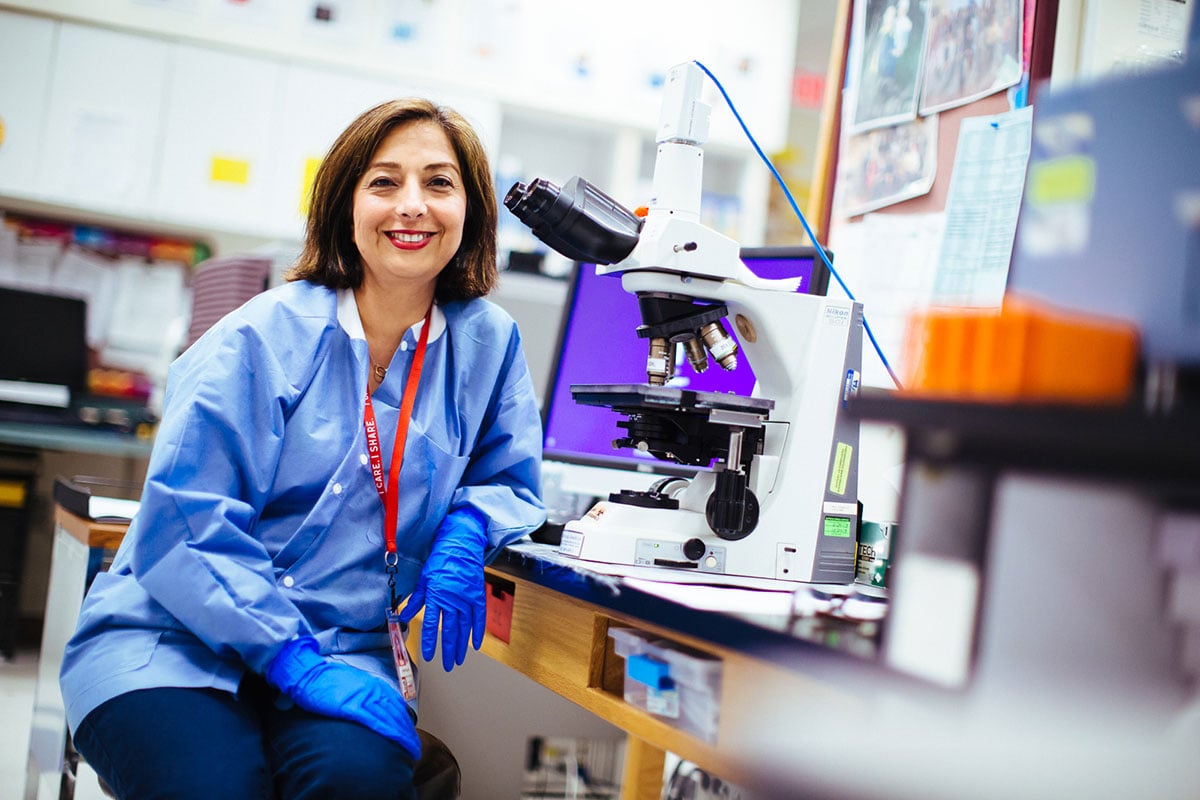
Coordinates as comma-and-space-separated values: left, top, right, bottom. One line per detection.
352, 120, 467, 293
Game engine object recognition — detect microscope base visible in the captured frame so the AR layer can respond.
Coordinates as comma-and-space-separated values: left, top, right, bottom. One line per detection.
558, 498, 838, 583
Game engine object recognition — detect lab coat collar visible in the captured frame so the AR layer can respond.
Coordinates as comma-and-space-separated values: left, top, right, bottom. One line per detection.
336, 288, 446, 344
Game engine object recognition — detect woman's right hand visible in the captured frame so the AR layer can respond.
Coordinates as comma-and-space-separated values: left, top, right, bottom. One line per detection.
265, 636, 422, 760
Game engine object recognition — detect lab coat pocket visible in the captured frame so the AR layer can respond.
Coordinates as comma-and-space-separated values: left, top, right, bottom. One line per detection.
405, 429, 470, 531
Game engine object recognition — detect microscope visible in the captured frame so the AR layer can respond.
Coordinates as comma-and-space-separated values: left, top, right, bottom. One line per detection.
505, 63, 864, 583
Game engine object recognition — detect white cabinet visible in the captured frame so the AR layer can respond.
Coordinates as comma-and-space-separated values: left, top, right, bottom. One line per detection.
0, 11, 55, 198
429, 89, 503, 168
262, 64, 503, 239
6, 1, 799, 248
267, 65, 430, 239
496, 114, 619, 196
152, 43, 284, 236
37, 23, 169, 215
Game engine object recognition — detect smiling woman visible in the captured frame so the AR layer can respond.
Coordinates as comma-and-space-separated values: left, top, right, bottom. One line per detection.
351, 121, 468, 378
56, 96, 545, 800
291, 98, 499, 304
289, 98, 503, 396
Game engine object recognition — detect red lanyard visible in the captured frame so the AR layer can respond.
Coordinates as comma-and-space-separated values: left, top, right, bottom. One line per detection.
363, 304, 433, 558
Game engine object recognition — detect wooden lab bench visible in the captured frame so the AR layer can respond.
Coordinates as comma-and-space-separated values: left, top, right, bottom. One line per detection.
478, 548, 876, 800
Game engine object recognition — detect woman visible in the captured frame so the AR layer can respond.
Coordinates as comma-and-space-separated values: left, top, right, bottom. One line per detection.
59, 99, 545, 799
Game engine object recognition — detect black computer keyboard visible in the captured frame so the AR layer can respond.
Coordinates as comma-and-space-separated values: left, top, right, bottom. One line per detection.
0, 399, 156, 433
0, 403, 89, 428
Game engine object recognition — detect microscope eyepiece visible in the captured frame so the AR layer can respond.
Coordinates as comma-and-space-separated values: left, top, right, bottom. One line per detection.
503, 180, 556, 223
503, 175, 642, 265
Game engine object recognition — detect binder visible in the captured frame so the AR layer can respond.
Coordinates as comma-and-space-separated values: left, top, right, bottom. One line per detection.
53, 475, 141, 523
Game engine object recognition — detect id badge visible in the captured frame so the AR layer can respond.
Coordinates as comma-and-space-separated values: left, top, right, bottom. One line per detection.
386, 606, 419, 702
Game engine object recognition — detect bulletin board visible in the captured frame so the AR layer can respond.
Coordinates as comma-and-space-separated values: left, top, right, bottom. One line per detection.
813, 0, 1059, 231
805, 0, 1061, 389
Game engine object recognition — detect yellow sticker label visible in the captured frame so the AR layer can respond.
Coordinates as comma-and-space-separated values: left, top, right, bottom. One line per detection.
0, 116, 6, 147
1028, 155, 1095, 206
210, 155, 251, 185
0, 479, 27, 508
829, 442, 852, 496
299, 156, 322, 215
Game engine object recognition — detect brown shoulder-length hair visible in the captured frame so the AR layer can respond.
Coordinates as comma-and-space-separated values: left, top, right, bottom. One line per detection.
287, 98, 498, 303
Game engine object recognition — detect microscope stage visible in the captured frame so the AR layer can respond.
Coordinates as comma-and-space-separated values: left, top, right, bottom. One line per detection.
570, 383, 774, 417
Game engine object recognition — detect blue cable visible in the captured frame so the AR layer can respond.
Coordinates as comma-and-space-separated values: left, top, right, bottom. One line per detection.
692, 60, 903, 389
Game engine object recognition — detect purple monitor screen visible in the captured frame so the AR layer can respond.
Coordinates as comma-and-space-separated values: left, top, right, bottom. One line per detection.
541, 247, 830, 470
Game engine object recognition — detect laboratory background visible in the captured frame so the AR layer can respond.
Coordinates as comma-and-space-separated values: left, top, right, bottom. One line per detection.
1, 0, 1199, 798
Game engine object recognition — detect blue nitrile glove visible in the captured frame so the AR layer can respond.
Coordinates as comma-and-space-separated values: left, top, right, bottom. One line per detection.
265, 636, 421, 760
398, 508, 488, 672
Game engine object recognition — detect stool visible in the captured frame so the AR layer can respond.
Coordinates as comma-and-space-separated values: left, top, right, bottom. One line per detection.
414, 729, 462, 800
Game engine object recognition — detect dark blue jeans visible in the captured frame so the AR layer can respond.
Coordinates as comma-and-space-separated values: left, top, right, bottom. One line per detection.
72, 675, 418, 800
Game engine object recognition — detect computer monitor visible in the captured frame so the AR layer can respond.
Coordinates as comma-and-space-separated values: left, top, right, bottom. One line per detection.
541, 246, 832, 473
0, 286, 88, 409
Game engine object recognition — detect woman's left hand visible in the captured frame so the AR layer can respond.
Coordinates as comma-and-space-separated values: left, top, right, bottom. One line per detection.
399, 509, 488, 672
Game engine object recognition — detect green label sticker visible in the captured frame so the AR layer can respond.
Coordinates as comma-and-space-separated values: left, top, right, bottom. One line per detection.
1028, 155, 1096, 205
824, 516, 852, 538
829, 442, 852, 495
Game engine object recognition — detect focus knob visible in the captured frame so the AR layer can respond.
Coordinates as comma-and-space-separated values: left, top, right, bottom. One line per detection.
682, 538, 706, 561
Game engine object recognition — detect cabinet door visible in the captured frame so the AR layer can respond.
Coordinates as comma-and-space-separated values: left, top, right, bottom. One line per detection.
266, 67, 503, 239
432, 89, 502, 163
37, 23, 169, 215
264, 64, 411, 239
153, 43, 284, 236
0, 11, 56, 198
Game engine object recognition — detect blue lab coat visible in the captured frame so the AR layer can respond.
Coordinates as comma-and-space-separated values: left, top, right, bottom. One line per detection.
60, 280, 545, 733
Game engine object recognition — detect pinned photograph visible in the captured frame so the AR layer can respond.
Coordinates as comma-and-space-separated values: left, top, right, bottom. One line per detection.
919, 0, 1023, 114
846, 0, 930, 133
835, 115, 939, 217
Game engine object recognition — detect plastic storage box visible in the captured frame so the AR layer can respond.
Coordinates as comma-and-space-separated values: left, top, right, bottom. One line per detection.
900, 295, 1139, 403
608, 627, 722, 743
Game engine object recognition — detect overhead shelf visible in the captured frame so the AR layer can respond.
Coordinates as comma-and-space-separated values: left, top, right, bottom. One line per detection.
849, 388, 1200, 502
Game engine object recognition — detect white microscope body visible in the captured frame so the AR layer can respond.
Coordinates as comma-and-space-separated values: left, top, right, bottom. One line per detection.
513, 63, 864, 583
